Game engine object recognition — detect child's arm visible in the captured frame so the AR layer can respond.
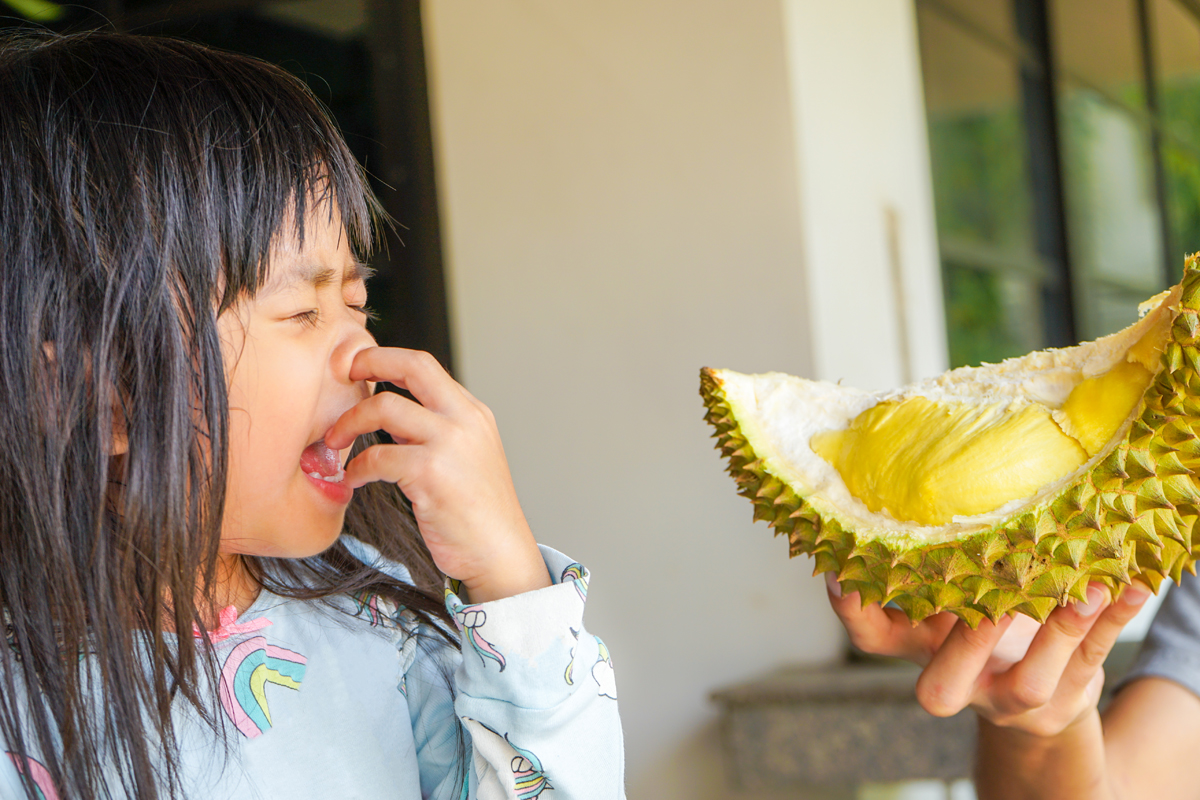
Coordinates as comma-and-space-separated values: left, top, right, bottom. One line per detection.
406, 549, 624, 799
326, 347, 624, 796
825, 575, 1174, 799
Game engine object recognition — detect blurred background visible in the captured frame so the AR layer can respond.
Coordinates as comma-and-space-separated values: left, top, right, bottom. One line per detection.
4, 0, 1198, 798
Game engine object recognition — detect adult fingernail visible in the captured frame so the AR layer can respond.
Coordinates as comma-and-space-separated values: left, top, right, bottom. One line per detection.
1077, 585, 1105, 616
1124, 586, 1151, 606
825, 572, 842, 598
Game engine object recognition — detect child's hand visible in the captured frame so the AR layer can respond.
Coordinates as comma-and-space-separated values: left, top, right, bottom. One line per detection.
826, 573, 1151, 736
324, 348, 551, 603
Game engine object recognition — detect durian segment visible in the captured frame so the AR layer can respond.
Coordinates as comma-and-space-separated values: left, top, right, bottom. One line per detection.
813, 314, 1171, 526
1127, 304, 1173, 369
812, 397, 1088, 527
701, 254, 1200, 627
1058, 361, 1153, 456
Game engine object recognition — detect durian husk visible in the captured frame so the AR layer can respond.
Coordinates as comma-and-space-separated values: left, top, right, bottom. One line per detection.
701, 255, 1200, 628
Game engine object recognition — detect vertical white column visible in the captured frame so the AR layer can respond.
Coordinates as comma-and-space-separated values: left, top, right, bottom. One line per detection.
422, 2, 844, 796
782, 0, 948, 389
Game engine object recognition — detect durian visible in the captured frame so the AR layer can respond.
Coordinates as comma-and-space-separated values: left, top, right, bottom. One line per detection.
700, 256, 1200, 627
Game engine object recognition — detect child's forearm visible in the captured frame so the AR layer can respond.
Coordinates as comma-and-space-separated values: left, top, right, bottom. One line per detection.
976, 710, 1116, 800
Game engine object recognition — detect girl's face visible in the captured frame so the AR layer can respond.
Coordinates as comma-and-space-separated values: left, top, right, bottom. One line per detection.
217, 206, 377, 558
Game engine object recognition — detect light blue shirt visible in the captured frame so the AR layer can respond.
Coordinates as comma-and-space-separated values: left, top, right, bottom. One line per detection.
0, 538, 625, 799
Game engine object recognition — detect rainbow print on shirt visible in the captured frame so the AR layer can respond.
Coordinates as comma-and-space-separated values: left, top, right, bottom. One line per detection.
560, 563, 588, 603
351, 590, 385, 627
592, 636, 617, 699
462, 719, 555, 800
456, 606, 506, 672
5, 753, 58, 800
218, 636, 307, 738
509, 736, 553, 799
445, 581, 506, 672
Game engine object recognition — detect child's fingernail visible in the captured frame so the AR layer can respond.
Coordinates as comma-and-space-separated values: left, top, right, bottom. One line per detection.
1124, 586, 1151, 606
825, 572, 842, 598
1077, 584, 1105, 616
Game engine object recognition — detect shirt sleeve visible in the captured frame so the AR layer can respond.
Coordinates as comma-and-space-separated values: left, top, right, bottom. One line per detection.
405, 545, 626, 800
1119, 573, 1200, 698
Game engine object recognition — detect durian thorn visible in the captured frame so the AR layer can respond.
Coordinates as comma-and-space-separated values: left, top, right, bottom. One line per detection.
970, 580, 998, 604
1131, 574, 1161, 594
792, 506, 820, 523
772, 493, 794, 507
1167, 343, 1186, 372
979, 607, 1006, 626
708, 420, 727, 434
756, 481, 783, 501
1067, 576, 1091, 604
733, 471, 757, 486
730, 444, 755, 461
954, 607, 987, 630
819, 530, 853, 550
1017, 598, 1058, 624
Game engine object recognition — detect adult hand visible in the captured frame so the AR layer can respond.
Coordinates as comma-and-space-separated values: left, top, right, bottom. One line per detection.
826, 573, 1151, 736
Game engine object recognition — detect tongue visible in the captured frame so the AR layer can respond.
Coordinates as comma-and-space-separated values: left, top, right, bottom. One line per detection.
300, 440, 342, 477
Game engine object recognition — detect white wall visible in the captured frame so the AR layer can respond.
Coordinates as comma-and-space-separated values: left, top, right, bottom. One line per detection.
422, 2, 940, 796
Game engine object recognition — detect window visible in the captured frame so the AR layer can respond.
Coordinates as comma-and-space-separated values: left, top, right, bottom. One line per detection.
917, 0, 1200, 365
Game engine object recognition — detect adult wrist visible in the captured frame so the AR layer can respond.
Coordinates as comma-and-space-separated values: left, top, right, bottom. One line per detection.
980, 703, 1100, 744
976, 708, 1114, 800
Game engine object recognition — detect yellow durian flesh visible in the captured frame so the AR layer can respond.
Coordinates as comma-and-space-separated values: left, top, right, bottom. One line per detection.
812, 309, 1172, 527
1057, 360, 1153, 456
811, 399, 1088, 526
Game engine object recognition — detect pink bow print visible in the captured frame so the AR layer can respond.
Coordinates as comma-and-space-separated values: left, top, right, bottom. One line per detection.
193, 606, 272, 643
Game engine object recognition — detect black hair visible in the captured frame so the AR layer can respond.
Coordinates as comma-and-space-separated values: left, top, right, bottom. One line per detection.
0, 29, 457, 800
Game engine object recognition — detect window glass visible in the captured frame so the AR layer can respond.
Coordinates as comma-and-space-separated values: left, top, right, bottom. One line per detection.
918, 1, 1046, 367
1056, 88, 1166, 338
923, 0, 1021, 51
1153, 0, 1200, 271
1052, 0, 1146, 109
1053, 0, 1166, 339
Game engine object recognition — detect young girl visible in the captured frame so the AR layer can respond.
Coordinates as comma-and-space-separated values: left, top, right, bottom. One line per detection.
0, 30, 624, 800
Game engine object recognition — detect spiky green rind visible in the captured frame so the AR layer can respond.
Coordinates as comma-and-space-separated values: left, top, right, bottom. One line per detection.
701, 256, 1200, 627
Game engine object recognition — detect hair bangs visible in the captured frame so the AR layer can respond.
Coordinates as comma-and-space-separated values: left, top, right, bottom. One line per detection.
134, 37, 381, 311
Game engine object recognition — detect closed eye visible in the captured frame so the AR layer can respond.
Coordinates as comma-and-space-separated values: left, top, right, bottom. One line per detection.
290, 304, 377, 329
291, 309, 320, 329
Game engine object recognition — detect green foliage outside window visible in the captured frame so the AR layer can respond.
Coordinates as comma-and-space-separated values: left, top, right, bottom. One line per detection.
928, 108, 1043, 368
1160, 76, 1200, 276
942, 263, 1030, 368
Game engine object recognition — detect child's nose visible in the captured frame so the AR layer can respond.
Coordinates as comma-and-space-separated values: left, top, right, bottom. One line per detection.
330, 313, 378, 389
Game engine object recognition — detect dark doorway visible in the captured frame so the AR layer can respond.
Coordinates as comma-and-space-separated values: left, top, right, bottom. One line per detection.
1, 0, 452, 371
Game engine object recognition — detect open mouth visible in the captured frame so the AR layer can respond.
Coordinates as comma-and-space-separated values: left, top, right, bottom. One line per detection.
300, 439, 346, 484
